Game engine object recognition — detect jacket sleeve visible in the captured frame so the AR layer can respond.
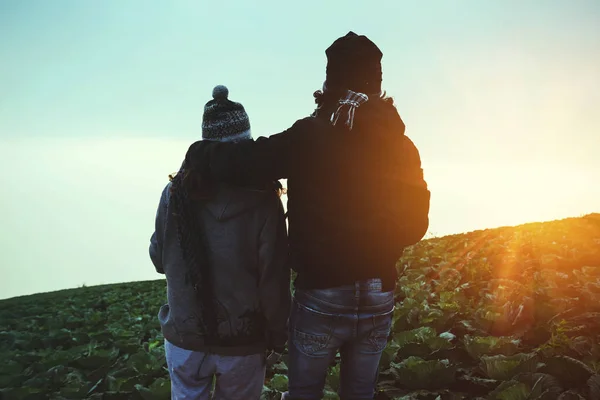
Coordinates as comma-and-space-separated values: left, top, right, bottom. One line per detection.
257, 194, 291, 351
186, 119, 309, 186
388, 135, 431, 247
149, 184, 170, 274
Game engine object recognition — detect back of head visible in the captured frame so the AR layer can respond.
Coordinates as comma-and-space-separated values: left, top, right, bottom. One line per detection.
324, 31, 383, 95
202, 85, 252, 143
172, 85, 254, 202
314, 32, 402, 135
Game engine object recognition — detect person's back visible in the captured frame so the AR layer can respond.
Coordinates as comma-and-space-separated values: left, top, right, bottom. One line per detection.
279, 92, 427, 400
281, 98, 427, 292
152, 182, 288, 352
149, 86, 290, 399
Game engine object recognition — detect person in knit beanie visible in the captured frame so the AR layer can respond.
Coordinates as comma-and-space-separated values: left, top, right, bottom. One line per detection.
324, 31, 383, 95
173, 32, 431, 399
202, 85, 252, 142
312, 31, 389, 124
149, 86, 290, 399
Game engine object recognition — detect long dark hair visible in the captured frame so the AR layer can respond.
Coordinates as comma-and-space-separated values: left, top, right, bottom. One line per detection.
168, 165, 218, 339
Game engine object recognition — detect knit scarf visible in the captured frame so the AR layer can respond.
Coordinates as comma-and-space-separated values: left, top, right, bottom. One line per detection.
169, 165, 218, 339
331, 90, 369, 130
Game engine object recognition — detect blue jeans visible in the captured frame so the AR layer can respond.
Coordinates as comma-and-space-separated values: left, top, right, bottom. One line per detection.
284, 278, 394, 400
164, 340, 266, 400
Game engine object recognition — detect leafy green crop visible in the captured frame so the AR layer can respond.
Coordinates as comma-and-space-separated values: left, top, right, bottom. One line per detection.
1, 213, 599, 399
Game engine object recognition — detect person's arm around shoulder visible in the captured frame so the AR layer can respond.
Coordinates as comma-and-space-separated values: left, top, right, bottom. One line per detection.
185, 118, 313, 186
257, 191, 291, 353
149, 183, 171, 274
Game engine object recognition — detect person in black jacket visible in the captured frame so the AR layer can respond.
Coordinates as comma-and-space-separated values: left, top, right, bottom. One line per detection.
149, 85, 290, 400
183, 33, 430, 400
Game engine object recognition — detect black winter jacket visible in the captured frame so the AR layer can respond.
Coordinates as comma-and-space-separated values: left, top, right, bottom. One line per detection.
186, 100, 430, 292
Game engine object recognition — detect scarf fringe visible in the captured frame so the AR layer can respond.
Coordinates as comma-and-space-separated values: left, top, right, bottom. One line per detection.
331, 90, 369, 130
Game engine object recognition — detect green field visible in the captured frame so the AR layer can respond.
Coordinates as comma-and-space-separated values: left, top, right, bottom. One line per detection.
2, 214, 600, 400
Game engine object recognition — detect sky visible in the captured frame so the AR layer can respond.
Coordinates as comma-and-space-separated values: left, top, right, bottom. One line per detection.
0, 0, 599, 299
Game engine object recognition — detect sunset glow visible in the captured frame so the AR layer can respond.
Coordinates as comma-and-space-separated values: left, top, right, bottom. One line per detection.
1, 1, 598, 299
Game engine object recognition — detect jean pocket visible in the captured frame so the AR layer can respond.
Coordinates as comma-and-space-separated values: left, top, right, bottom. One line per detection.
293, 330, 330, 356
366, 308, 394, 353
291, 302, 335, 357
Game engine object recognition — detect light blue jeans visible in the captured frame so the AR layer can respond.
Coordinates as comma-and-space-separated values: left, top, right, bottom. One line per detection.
164, 340, 266, 400
283, 278, 395, 400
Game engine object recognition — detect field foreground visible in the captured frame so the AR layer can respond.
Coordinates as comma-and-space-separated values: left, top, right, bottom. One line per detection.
1, 214, 600, 400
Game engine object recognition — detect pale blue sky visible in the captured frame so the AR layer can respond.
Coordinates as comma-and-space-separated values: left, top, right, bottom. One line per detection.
1, 0, 599, 299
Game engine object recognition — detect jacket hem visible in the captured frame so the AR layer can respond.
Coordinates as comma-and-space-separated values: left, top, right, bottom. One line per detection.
163, 334, 267, 356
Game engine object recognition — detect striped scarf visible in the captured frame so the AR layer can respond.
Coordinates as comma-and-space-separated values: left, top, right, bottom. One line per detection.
331, 90, 369, 130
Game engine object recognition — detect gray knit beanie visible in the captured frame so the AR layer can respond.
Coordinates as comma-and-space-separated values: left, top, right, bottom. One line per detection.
202, 85, 252, 142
